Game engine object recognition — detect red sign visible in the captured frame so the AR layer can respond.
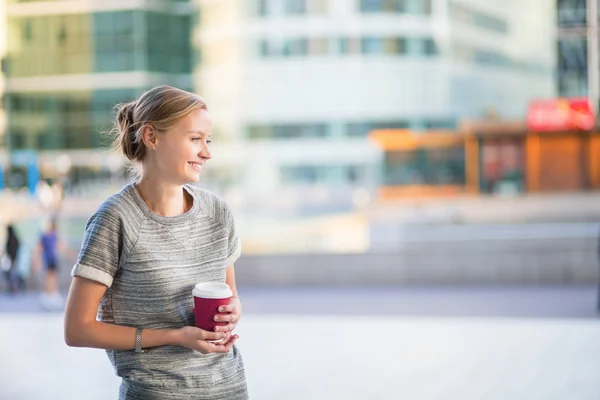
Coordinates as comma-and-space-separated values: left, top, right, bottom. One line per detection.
526, 97, 596, 132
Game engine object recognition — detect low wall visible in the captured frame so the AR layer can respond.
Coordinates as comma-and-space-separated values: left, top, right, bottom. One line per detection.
234, 237, 599, 286
1, 236, 596, 293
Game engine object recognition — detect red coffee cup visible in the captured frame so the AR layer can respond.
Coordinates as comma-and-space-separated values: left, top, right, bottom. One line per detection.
193, 282, 233, 342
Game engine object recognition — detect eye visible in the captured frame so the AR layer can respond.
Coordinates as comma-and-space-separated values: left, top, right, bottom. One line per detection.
207, 140, 212, 145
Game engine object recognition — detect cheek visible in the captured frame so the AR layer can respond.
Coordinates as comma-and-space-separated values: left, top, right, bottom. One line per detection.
158, 148, 184, 170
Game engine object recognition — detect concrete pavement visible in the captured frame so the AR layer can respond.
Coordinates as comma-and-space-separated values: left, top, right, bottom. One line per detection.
2, 285, 599, 319
1, 313, 599, 400
0, 286, 599, 399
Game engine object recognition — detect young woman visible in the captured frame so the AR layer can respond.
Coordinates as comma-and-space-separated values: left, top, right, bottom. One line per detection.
64, 86, 248, 399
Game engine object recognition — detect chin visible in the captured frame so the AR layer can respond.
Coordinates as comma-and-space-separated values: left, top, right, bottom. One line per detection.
187, 173, 202, 183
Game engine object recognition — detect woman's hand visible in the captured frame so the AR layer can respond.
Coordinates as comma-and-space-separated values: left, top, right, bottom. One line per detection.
176, 326, 238, 354
213, 297, 242, 334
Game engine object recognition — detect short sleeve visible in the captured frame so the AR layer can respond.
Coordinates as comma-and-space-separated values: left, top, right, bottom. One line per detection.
71, 206, 125, 287
223, 202, 241, 267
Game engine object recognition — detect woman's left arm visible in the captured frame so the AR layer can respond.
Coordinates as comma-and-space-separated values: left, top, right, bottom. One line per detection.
215, 264, 242, 334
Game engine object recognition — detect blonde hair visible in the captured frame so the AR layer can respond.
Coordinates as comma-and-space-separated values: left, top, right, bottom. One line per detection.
112, 85, 208, 163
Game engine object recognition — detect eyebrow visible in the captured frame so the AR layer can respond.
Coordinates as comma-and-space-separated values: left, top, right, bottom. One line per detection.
186, 130, 211, 137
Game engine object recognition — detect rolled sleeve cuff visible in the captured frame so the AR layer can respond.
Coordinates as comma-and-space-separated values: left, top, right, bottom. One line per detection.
224, 237, 242, 267
71, 263, 114, 287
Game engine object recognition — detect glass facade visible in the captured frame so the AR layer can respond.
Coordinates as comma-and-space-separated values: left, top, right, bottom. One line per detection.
557, 0, 587, 27
558, 36, 588, 97
383, 147, 465, 186
556, 0, 600, 98
145, 12, 192, 73
247, 123, 329, 139
5, 89, 142, 151
246, 119, 455, 140
251, 0, 329, 16
6, 13, 93, 77
3, 4, 193, 152
280, 165, 363, 185
479, 139, 525, 194
258, 36, 438, 58
448, 1, 508, 34
360, 0, 431, 15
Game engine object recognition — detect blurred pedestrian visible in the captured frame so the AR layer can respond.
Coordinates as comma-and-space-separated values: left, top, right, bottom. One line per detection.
597, 226, 600, 312
34, 216, 70, 310
63, 86, 247, 399
1, 224, 23, 293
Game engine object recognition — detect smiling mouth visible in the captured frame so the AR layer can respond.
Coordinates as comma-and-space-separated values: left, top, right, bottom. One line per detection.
188, 161, 205, 171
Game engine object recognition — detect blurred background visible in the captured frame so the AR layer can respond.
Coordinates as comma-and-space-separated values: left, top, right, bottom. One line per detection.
1, 0, 600, 399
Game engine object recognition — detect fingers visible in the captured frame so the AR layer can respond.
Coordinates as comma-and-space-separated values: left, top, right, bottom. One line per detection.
214, 313, 238, 324
214, 322, 235, 333
207, 331, 232, 344
218, 304, 236, 313
200, 329, 226, 342
209, 334, 239, 353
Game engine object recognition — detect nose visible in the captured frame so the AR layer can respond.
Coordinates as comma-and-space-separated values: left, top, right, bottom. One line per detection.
200, 144, 212, 160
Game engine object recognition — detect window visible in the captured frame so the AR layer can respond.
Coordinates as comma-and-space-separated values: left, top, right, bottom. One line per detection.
424, 38, 437, 55
285, 0, 306, 15
247, 124, 328, 139
448, 1, 507, 34
10, 131, 28, 150
420, 0, 432, 15
259, 38, 312, 57
146, 12, 192, 73
58, 20, 67, 44
308, 0, 329, 13
558, 36, 588, 97
308, 38, 329, 55
258, 36, 433, 58
407, 37, 436, 55
557, 0, 587, 27
361, 37, 384, 54
362, 37, 408, 55
285, 38, 308, 56
258, 0, 269, 16
37, 131, 62, 150
247, 125, 273, 139
347, 120, 409, 137
360, 0, 407, 13
22, 19, 32, 42
280, 166, 319, 184
94, 11, 135, 72
361, 0, 382, 12
339, 38, 361, 54
259, 39, 286, 57
473, 50, 510, 66
384, 147, 465, 186
259, 40, 270, 57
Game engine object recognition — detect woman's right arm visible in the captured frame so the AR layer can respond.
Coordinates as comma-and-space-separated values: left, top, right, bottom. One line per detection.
64, 277, 237, 353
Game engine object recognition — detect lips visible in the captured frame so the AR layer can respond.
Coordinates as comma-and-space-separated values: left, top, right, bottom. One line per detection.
188, 161, 205, 171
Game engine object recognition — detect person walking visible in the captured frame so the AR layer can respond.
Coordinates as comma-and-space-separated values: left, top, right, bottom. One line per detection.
2, 224, 21, 293
35, 217, 68, 310
597, 225, 600, 312
64, 85, 247, 399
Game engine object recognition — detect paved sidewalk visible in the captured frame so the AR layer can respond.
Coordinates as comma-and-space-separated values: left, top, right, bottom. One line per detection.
0, 314, 599, 400
2, 285, 599, 318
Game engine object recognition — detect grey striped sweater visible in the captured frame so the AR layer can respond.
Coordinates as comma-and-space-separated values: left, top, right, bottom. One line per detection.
71, 183, 248, 399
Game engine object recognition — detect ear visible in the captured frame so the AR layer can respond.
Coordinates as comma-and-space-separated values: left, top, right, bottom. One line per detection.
140, 124, 157, 150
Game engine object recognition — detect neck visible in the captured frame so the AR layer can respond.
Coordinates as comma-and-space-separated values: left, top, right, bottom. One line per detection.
135, 175, 190, 217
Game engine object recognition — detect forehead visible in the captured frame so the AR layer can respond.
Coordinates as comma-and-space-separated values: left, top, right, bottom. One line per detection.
174, 108, 212, 133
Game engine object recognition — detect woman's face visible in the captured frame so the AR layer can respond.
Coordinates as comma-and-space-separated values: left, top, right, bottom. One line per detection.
152, 108, 213, 185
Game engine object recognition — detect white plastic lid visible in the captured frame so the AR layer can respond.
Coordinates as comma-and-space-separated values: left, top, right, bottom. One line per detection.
192, 282, 233, 299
